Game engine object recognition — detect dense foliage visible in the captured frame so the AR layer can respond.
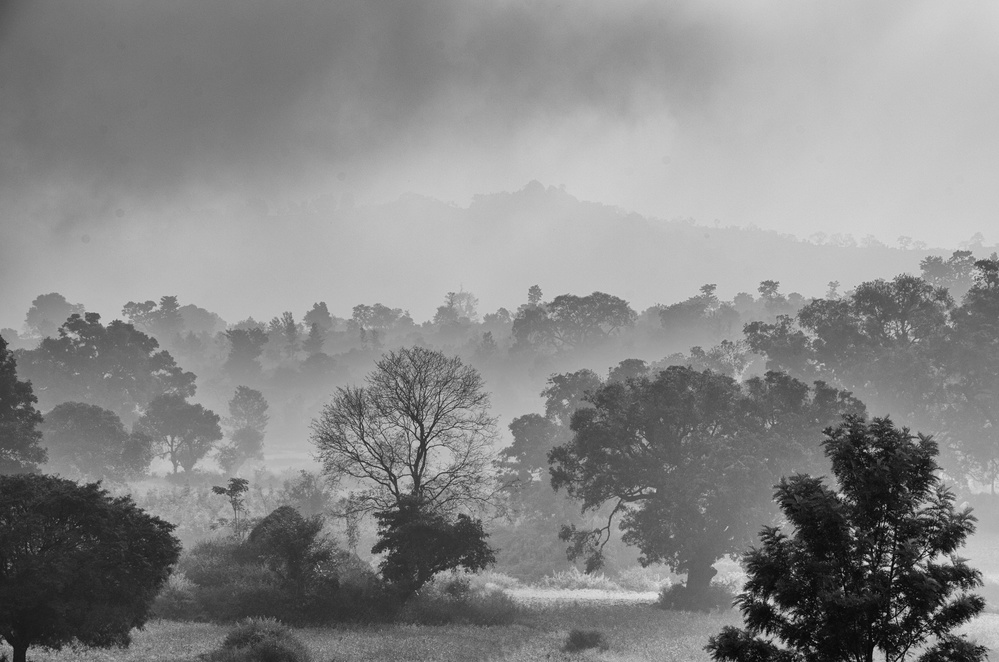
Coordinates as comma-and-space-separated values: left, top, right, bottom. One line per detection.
707, 416, 986, 662
0, 336, 45, 474
0, 474, 180, 662
372, 495, 496, 599
549, 365, 864, 605
40, 401, 153, 480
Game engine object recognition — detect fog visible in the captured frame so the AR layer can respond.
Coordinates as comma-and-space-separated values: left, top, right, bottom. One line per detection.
3, 1, 999, 328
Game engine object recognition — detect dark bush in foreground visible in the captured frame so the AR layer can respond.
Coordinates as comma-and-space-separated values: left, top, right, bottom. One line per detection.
398, 574, 523, 626
656, 579, 736, 613
0, 474, 180, 662
563, 629, 608, 653
203, 618, 310, 662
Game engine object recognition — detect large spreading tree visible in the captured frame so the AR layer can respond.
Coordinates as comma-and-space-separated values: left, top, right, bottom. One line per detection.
549, 365, 864, 605
0, 474, 181, 662
0, 336, 46, 475
707, 416, 986, 662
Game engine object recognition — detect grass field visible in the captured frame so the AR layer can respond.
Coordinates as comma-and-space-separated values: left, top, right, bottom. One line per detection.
6, 593, 999, 662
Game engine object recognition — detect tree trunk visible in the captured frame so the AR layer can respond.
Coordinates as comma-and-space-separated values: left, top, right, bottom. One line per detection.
13, 642, 27, 662
684, 557, 718, 608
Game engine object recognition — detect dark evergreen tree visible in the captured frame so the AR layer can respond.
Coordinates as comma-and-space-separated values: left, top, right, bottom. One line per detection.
707, 416, 986, 662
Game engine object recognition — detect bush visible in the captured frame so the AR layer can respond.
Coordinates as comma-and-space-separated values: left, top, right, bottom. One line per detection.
398, 573, 523, 626
656, 578, 736, 612
204, 617, 311, 662
563, 629, 608, 653
171, 507, 402, 626
149, 572, 201, 621
613, 566, 673, 592
537, 567, 621, 591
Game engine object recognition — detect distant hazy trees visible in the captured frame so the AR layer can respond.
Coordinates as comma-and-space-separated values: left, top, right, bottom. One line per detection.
0, 474, 180, 662
135, 394, 223, 474
745, 255, 999, 493
217, 386, 269, 474
0, 336, 46, 474
40, 402, 153, 481
512, 291, 636, 352
223, 327, 268, 380
24, 293, 84, 338
15, 312, 195, 424
122, 295, 184, 340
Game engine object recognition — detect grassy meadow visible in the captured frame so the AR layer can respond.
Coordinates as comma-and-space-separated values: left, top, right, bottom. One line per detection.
6, 591, 999, 662
7, 531, 999, 662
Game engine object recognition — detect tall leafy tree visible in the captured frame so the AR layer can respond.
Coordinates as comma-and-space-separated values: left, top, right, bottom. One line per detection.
707, 417, 986, 662
15, 313, 195, 424
550, 366, 863, 604
0, 336, 45, 474
135, 394, 222, 473
40, 402, 152, 481
0, 474, 181, 662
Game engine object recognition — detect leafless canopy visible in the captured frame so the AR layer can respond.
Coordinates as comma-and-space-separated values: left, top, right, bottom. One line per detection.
310, 346, 497, 515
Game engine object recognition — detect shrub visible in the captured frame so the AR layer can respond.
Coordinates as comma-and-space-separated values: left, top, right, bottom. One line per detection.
204, 617, 311, 662
656, 577, 737, 612
563, 629, 608, 653
149, 572, 201, 621
537, 567, 621, 591
398, 574, 523, 626
613, 565, 673, 592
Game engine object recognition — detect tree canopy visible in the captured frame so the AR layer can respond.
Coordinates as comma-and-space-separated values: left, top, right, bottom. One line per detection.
372, 495, 495, 599
549, 365, 864, 603
24, 293, 84, 339
135, 393, 223, 473
15, 312, 196, 424
40, 402, 153, 481
707, 416, 986, 662
0, 473, 181, 662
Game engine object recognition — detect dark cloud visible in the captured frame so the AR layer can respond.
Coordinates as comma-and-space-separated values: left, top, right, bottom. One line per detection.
2, 1, 999, 328
0, 0, 728, 216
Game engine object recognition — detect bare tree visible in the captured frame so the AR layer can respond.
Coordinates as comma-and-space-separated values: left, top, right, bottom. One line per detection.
310, 346, 497, 515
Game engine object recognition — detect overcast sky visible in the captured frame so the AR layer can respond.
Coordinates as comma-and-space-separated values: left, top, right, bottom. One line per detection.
2, 0, 998, 329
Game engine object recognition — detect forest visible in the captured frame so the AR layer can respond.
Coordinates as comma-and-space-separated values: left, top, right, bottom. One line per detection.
3, 246, 999, 661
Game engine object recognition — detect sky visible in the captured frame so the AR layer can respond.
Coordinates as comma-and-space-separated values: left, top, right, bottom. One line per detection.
2, 0, 999, 330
